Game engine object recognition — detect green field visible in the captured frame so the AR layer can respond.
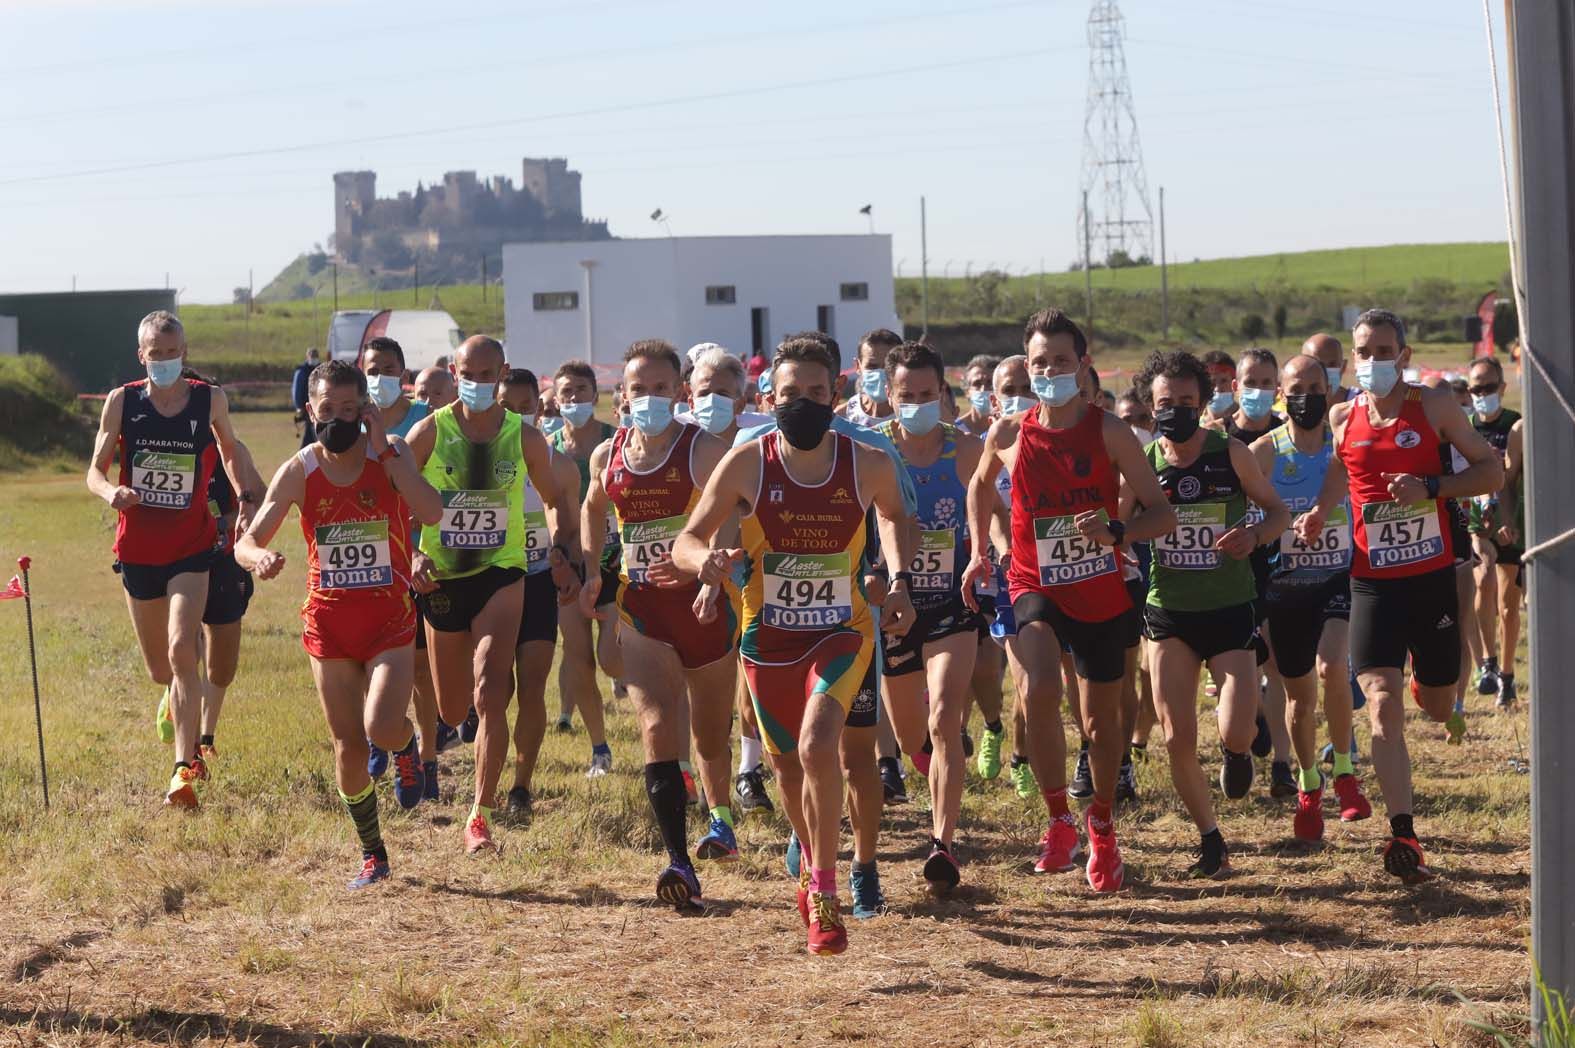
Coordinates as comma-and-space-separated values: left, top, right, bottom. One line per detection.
0, 410, 1535, 1047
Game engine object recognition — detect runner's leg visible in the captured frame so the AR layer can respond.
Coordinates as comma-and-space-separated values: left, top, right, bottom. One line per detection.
1497, 563, 1522, 681
363, 644, 418, 752
1360, 667, 1412, 815
125, 592, 174, 689
1259, 634, 1293, 765
1014, 623, 1068, 796
684, 655, 738, 822
1455, 561, 1478, 709
841, 724, 879, 864
511, 639, 555, 793
1473, 538, 1499, 667
621, 628, 691, 868
467, 578, 526, 814
798, 691, 848, 891
558, 602, 609, 755
200, 621, 241, 740
924, 631, 977, 848
166, 571, 210, 766
412, 648, 439, 763
309, 656, 386, 873
1078, 674, 1124, 810
1151, 637, 1213, 830
1209, 647, 1260, 758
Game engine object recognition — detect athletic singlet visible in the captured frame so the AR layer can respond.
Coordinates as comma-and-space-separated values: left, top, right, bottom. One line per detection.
739, 430, 871, 663
418, 404, 528, 580
1146, 429, 1255, 611
1473, 406, 1520, 458
554, 420, 619, 569
1006, 404, 1129, 622
1225, 413, 1283, 534
299, 443, 414, 605
877, 420, 970, 613
114, 378, 219, 565
1268, 427, 1351, 582
387, 398, 431, 441
841, 396, 887, 430
1339, 388, 1454, 579
605, 423, 704, 589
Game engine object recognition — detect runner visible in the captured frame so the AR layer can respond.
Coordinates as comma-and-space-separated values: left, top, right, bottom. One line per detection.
1113, 390, 1160, 772
875, 341, 984, 892
1421, 373, 1484, 727
235, 359, 442, 887
1465, 355, 1525, 709
1201, 350, 1240, 427
499, 367, 582, 817
405, 335, 581, 854
86, 311, 256, 808
839, 328, 902, 427
574, 339, 738, 909
1302, 333, 1359, 404
549, 360, 618, 775
1249, 354, 1372, 842
1295, 309, 1502, 881
962, 309, 1177, 892
414, 367, 456, 410
675, 335, 916, 954
1129, 348, 1290, 878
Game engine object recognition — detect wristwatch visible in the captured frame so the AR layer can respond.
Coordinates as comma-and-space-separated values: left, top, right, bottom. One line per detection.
1106, 519, 1127, 545
891, 570, 915, 591
377, 442, 401, 463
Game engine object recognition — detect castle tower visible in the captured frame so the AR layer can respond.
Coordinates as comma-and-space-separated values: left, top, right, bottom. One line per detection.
332, 171, 376, 253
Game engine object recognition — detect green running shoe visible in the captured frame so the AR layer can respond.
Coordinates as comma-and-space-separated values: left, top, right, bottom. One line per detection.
1445, 711, 1467, 746
155, 686, 174, 745
977, 725, 1004, 781
1009, 755, 1036, 799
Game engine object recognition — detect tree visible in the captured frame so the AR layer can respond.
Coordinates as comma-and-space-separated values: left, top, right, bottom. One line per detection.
232, 287, 252, 306
1273, 304, 1289, 340
1239, 313, 1267, 341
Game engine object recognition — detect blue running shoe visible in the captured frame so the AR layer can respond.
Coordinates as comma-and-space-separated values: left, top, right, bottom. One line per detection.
656, 861, 703, 912
435, 720, 461, 753
391, 740, 425, 810
785, 831, 802, 879
367, 741, 388, 779
348, 854, 390, 890
850, 863, 884, 920
460, 706, 479, 744
695, 816, 739, 862
422, 759, 439, 802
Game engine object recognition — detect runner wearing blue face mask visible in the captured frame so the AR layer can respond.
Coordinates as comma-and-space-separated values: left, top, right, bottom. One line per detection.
840, 329, 903, 428
1201, 350, 1239, 426
955, 354, 1000, 437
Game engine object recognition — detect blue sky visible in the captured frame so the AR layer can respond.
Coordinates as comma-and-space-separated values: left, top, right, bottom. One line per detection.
0, 0, 1511, 303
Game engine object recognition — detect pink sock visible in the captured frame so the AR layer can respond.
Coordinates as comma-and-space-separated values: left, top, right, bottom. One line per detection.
800, 837, 813, 868
809, 867, 837, 895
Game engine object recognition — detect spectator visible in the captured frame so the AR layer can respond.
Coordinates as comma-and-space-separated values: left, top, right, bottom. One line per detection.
291, 347, 320, 437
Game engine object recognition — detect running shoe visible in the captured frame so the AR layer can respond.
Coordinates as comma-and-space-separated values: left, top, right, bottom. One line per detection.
695, 816, 740, 862
460, 705, 479, 744
1084, 809, 1124, 893
435, 720, 461, 753
586, 750, 613, 778
1499, 676, 1518, 708
922, 839, 961, 894
367, 742, 388, 779
681, 768, 699, 807
1115, 759, 1138, 805
1333, 773, 1371, 822
850, 864, 884, 920
1476, 660, 1500, 696
464, 812, 498, 855
1293, 786, 1325, 842
806, 892, 847, 956
189, 754, 209, 783
1251, 712, 1272, 759
1382, 835, 1435, 884
977, 724, 1004, 780
1010, 755, 1036, 799
555, 714, 573, 733
911, 747, 932, 778
785, 831, 802, 880
1219, 746, 1254, 800
656, 861, 703, 912
879, 757, 908, 805
155, 687, 173, 745
391, 743, 425, 810
506, 785, 532, 819
1034, 813, 1081, 873
1445, 711, 1467, 746
422, 759, 439, 802
347, 854, 390, 890
961, 729, 975, 760
164, 765, 199, 809
1069, 744, 1093, 800
795, 865, 812, 928
1269, 760, 1297, 799
734, 767, 774, 813
1187, 833, 1230, 880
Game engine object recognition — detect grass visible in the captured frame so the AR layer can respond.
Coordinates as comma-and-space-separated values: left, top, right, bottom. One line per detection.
0, 409, 1534, 1046
0, 354, 95, 472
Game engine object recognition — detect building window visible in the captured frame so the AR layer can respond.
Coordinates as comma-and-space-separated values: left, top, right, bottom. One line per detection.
533, 291, 579, 311
705, 285, 736, 305
839, 282, 868, 301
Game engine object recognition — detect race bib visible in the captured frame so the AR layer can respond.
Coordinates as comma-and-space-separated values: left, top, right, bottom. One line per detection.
908, 529, 956, 594
1362, 500, 1444, 569
761, 551, 853, 630
621, 514, 685, 585
1280, 506, 1352, 572
439, 490, 506, 549
131, 450, 195, 509
1034, 511, 1118, 585
316, 520, 393, 589
1155, 503, 1227, 571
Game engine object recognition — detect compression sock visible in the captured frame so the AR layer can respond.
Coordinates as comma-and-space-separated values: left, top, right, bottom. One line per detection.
1332, 749, 1355, 778
709, 804, 735, 829
1088, 797, 1114, 836
1298, 766, 1323, 792
809, 867, 838, 897
739, 735, 763, 773
1390, 813, 1415, 840
341, 782, 386, 862
592, 741, 612, 758
644, 760, 690, 866
1042, 785, 1070, 819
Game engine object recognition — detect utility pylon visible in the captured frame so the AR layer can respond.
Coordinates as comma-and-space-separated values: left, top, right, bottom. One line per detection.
1077, 1, 1155, 268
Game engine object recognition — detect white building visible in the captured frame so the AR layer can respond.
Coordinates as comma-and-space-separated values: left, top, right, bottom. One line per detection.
501, 234, 897, 376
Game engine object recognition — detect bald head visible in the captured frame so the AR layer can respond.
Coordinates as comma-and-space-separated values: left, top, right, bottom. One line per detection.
1281, 353, 1326, 392
456, 335, 506, 368
414, 366, 456, 408
1302, 332, 1346, 392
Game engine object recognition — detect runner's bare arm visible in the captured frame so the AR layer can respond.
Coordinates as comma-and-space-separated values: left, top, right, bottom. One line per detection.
574, 441, 614, 613
1424, 386, 1504, 502
86, 386, 138, 508
1499, 419, 1525, 545
962, 417, 1012, 608
207, 387, 253, 510
545, 449, 583, 558
233, 455, 305, 580
859, 444, 916, 635
1223, 437, 1291, 558
1100, 414, 1176, 544
673, 444, 756, 585
1248, 430, 1278, 486
403, 413, 437, 468
1297, 402, 1352, 543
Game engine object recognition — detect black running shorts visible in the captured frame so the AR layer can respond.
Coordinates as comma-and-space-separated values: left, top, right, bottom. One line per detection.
1349, 567, 1460, 687
1265, 574, 1351, 679
115, 549, 216, 601
202, 551, 254, 626
417, 566, 526, 633
847, 644, 880, 728
1143, 602, 1257, 662
880, 598, 984, 678
1013, 591, 1129, 683
517, 569, 561, 647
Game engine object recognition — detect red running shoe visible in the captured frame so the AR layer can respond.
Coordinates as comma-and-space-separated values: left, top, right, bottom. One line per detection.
1084, 810, 1124, 892
1333, 773, 1372, 822
1034, 813, 1081, 873
1293, 787, 1325, 842
806, 892, 847, 956
464, 813, 498, 855
1383, 835, 1435, 884
189, 755, 209, 782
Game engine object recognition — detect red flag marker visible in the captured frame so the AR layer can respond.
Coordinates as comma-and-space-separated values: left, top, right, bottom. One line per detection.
0, 576, 23, 601
7, 556, 48, 807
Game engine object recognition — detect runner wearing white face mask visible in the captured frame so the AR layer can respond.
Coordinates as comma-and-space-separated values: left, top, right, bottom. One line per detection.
840, 329, 902, 428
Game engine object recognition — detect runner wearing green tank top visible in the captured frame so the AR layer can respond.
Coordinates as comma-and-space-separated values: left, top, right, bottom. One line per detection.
549, 359, 620, 778
1131, 349, 1289, 880
405, 336, 582, 856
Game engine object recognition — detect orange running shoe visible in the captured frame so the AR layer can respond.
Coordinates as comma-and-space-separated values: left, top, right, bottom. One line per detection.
164, 766, 199, 809
1034, 813, 1081, 873
1383, 835, 1435, 884
1293, 786, 1325, 842
189, 755, 210, 782
806, 892, 847, 956
1333, 773, 1372, 822
1084, 810, 1124, 892
464, 812, 498, 855
795, 866, 812, 928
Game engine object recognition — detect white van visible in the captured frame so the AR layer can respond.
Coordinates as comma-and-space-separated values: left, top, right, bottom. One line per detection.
327, 309, 464, 373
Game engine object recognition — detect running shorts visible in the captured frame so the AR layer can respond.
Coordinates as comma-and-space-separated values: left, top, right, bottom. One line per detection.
1012, 591, 1129, 683
416, 566, 525, 633
413, 596, 427, 650
303, 595, 416, 662
518, 570, 561, 646
742, 629, 874, 755
847, 645, 879, 729
1143, 602, 1257, 662
880, 598, 984, 678
202, 551, 254, 626
1124, 576, 1146, 648
596, 566, 620, 609
1265, 574, 1351, 679
989, 591, 1018, 642
115, 549, 216, 601
618, 582, 738, 670
1349, 567, 1460, 687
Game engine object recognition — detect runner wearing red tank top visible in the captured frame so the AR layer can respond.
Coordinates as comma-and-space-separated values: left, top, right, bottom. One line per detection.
1296, 309, 1502, 883
86, 311, 256, 810
236, 361, 444, 890
963, 309, 1175, 893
